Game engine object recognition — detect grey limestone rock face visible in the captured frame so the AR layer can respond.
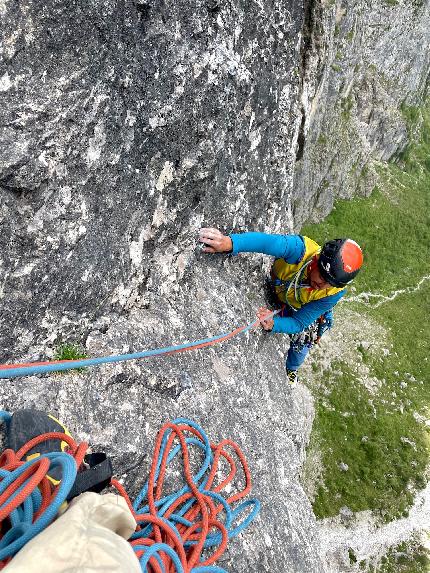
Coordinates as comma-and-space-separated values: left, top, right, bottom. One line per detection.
0, 0, 303, 361
0, 0, 429, 571
0, 1, 325, 571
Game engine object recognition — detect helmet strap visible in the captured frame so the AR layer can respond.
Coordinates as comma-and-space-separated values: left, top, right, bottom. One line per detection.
307, 255, 319, 276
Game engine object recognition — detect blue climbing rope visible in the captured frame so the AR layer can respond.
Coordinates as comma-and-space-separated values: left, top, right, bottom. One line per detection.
0, 311, 278, 379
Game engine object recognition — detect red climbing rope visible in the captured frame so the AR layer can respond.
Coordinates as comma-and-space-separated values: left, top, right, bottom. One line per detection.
111, 420, 255, 573
0, 309, 279, 379
0, 420, 259, 572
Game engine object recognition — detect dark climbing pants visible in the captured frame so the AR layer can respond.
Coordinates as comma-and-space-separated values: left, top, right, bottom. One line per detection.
286, 343, 311, 372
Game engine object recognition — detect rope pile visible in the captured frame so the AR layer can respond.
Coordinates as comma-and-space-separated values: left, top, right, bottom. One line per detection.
0, 414, 259, 572
113, 418, 260, 572
0, 411, 84, 568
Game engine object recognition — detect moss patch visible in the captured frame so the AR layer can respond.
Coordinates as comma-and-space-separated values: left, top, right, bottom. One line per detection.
371, 538, 430, 572
54, 343, 88, 373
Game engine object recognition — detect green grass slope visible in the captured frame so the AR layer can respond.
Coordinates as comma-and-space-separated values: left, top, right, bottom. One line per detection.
301, 104, 430, 522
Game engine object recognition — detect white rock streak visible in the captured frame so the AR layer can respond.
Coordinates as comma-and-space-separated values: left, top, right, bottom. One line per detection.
0, 72, 12, 91
319, 482, 430, 568
345, 275, 430, 308
155, 161, 174, 192
86, 120, 106, 166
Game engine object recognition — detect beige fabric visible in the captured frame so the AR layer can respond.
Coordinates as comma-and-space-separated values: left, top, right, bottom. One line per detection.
5, 492, 141, 573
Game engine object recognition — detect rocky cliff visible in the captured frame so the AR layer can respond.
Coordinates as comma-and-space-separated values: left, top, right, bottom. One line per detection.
293, 0, 430, 225
0, 1, 429, 571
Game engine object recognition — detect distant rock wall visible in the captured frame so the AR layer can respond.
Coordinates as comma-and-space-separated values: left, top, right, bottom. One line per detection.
0, 1, 429, 571
293, 0, 430, 225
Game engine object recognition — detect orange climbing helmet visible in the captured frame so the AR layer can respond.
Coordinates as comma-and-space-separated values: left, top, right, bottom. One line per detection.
318, 238, 363, 287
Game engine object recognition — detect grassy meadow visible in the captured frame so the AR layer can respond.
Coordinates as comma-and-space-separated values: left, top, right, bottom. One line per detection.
301, 104, 430, 523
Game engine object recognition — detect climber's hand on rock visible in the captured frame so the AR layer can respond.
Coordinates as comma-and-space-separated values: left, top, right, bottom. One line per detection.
257, 307, 274, 331
199, 228, 233, 253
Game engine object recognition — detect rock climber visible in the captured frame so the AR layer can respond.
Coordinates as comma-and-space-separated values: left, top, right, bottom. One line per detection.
199, 228, 363, 384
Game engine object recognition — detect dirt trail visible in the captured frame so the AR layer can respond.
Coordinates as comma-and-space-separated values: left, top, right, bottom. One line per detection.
345, 275, 430, 308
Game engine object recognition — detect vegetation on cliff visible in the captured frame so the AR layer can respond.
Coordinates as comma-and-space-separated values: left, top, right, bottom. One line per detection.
301, 103, 430, 523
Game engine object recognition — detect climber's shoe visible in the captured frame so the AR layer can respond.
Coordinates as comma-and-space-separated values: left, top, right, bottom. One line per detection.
4, 409, 112, 500
286, 369, 298, 386
6, 409, 73, 482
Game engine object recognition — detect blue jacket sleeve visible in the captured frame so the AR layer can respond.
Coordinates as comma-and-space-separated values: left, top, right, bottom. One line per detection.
271, 290, 345, 334
229, 232, 305, 263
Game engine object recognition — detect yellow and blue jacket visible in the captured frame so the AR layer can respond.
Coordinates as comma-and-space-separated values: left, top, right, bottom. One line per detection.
230, 232, 346, 334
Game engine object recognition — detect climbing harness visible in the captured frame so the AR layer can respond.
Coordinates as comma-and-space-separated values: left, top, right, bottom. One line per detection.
267, 268, 333, 353
0, 311, 278, 380
289, 321, 320, 352
289, 314, 333, 352
0, 414, 259, 572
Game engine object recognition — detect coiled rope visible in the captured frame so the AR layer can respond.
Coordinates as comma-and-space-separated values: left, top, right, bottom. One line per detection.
112, 418, 260, 573
0, 310, 278, 379
0, 411, 84, 568
0, 415, 259, 572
